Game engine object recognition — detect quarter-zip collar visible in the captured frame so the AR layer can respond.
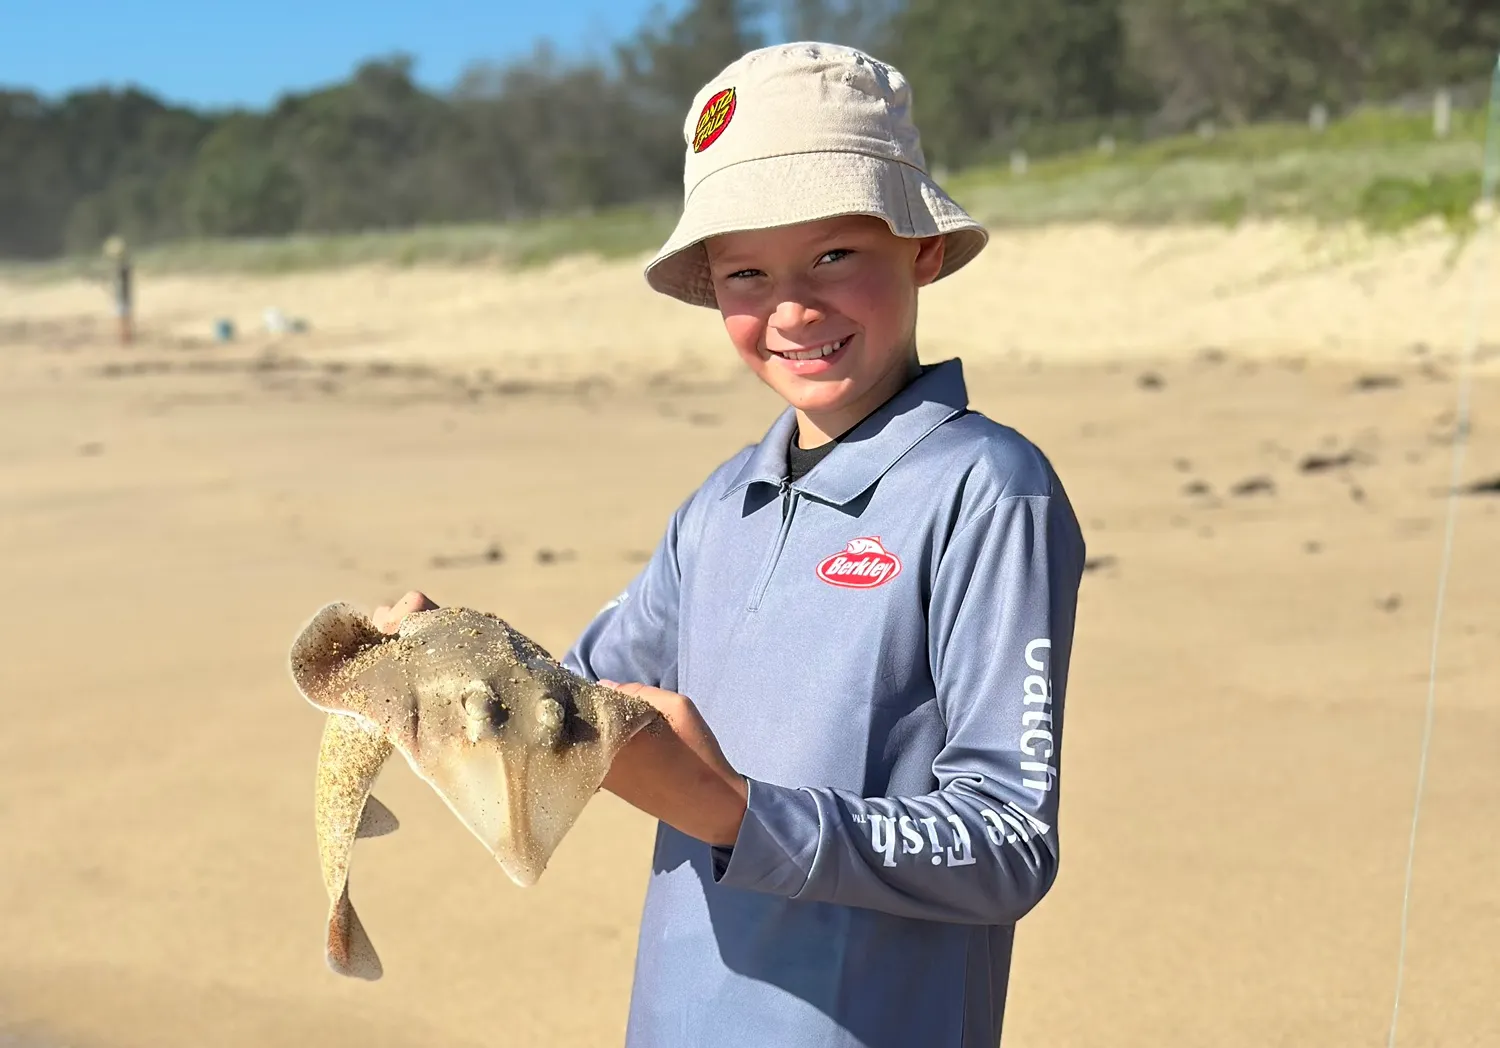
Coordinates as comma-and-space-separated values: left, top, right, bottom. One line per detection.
719, 358, 970, 507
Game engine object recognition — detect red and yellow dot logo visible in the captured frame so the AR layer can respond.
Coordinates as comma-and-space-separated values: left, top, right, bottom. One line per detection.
693, 87, 737, 153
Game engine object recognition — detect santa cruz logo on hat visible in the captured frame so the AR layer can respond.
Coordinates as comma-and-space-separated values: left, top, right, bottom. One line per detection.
693, 87, 736, 153
816, 537, 902, 589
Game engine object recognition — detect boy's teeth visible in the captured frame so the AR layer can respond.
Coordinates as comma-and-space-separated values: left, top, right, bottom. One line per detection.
781, 336, 847, 361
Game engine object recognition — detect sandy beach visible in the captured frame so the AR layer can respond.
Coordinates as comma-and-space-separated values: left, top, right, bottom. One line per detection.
1, 219, 1496, 1047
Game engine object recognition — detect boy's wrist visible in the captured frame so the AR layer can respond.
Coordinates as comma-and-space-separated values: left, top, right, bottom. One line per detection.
597, 681, 749, 846
707, 775, 750, 847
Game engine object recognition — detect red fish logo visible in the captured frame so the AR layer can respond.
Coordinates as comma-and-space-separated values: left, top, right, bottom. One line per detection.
693, 87, 737, 153
816, 537, 902, 589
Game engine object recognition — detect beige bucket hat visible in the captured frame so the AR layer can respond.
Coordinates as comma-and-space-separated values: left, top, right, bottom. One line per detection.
645, 41, 990, 309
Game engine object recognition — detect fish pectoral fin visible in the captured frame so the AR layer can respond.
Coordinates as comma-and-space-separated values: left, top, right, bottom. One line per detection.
356, 795, 399, 838
326, 888, 382, 980
289, 602, 387, 714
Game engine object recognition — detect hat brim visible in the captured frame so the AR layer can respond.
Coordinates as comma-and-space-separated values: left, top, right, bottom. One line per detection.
644, 151, 989, 309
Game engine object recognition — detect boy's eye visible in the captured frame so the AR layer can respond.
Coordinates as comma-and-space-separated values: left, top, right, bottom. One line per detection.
719, 249, 850, 281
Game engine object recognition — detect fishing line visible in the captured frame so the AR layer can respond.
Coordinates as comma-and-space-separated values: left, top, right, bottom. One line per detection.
1385, 53, 1500, 1048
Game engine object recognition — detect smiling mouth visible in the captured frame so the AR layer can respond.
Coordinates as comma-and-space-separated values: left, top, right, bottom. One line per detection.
770, 336, 851, 361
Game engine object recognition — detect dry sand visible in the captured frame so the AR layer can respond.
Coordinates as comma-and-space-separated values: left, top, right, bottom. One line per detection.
1, 220, 1497, 1047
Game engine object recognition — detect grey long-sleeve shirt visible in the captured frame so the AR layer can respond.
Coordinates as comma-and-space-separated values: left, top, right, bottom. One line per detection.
563, 358, 1085, 1048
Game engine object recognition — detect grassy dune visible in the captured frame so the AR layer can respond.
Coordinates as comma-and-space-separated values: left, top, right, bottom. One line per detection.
949, 108, 1488, 231
1, 106, 1490, 281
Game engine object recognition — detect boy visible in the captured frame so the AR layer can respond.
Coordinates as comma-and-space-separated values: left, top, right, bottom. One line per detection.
377, 41, 1085, 1048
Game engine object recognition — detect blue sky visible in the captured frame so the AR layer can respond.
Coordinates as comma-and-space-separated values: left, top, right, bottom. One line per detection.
1, 0, 712, 109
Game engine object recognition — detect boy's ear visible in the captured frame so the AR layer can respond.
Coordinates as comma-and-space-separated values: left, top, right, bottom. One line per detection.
913, 235, 946, 287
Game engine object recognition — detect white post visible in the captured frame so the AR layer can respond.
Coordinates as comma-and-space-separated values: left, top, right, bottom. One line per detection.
1309, 103, 1328, 133
1010, 149, 1028, 176
1433, 88, 1451, 138
1097, 133, 1116, 156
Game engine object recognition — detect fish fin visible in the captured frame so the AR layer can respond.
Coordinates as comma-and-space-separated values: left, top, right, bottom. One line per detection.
326, 889, 382, 980
356, 795, 399, 838
289, 602, 386, 714
412, 680, 659, 888
313, 713, 391, 977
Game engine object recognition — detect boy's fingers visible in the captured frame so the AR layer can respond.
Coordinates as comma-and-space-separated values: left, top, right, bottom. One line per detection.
598, 680, 672, 706
605, 681, 661, 701
396, 590, 436, 613
372, 590, 437, 635
603, 683, 694, 724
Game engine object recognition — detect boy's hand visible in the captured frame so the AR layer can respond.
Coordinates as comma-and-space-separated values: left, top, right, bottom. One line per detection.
372, 590, 439, 634
598, 681, 749, 848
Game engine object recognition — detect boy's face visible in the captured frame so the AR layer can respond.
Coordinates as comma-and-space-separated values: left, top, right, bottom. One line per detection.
704, 215, 945, 443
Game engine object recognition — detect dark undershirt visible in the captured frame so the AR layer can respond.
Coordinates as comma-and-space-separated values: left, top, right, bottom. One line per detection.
787, 426, 840, 484
784, 364, 941, 486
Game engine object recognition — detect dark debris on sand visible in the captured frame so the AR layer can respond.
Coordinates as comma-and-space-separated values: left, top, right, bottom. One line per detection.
1299, 450, 1365, 473
1230, 476, 1276, 496
431, 543, 505, 569
1351, 373, 1402, 392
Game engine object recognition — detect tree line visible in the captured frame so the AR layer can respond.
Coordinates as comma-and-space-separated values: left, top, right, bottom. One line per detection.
1, 0, 1495, 259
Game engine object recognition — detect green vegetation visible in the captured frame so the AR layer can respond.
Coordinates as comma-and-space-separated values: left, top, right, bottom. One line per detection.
946, 108, 1488, 233
3, 108, 1483, 280
1, 0, 1495, 274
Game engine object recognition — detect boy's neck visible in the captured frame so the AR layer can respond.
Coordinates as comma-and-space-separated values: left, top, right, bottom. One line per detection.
793, 352, 922, 449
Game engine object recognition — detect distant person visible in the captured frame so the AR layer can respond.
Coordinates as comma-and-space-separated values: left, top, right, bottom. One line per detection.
103, 236, 132, 345
372, 42, 1086, 1048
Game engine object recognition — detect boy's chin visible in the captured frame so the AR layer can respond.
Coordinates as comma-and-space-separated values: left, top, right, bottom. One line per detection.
744, 357, 880, 416
775, 383, 861, 417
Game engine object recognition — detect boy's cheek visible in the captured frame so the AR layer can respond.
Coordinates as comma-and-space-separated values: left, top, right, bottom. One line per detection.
722, 313, 766, 361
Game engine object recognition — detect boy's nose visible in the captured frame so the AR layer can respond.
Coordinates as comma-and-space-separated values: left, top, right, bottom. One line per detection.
770, 296, 827, 331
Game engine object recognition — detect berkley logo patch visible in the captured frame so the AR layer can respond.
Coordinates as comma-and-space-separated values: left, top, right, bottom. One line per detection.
816, 537, 902, 589
693, 87, 736, 153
